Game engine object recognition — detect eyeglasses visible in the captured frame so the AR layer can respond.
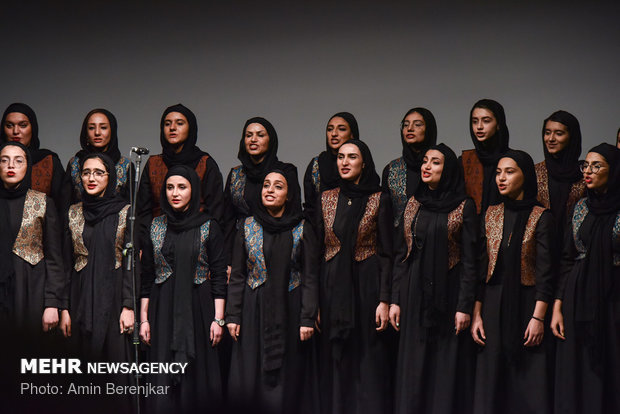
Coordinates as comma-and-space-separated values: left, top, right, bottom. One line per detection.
401, 121, 425, 130
81, 169, 108, 179
0, 156, 26, 168
579, 162, 606, 174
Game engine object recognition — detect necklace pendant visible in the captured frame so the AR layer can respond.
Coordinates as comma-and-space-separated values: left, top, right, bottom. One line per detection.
347, 199, 352, 206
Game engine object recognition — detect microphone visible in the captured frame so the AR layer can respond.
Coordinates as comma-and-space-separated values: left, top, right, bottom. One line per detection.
131, 147, 150, 155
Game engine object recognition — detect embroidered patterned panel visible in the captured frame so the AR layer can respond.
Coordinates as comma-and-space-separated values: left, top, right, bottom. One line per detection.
402, 196, 421, 262
322, 188, 341, 261
614, 213, 620, 266
520, 206, 545, 286
229, 165, 249, 215
289, 220, 304, 291
354, 192, 381, 261
149, 155, 208, 217
311, 156, 320, 193
462, 150, 484, 214
567, 180, 586, 218
151, 215, 211, 284
387, 157, 407, 227
447, 200, 466, 270
571, 198, 588, 260
12, 190, 46, 265
114, 205, 130, 270
485, 204, 504, 282
68, 202, 88, 271
115, 156, 131, 190
31, 155, 54, 195
535, 161, 550, 209
69, 157, 81, 199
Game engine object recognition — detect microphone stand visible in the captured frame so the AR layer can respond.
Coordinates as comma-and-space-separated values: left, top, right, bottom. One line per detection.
125, 148, 146, 414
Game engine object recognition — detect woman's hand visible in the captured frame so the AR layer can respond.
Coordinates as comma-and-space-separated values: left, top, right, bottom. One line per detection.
315, 309, 321, 333
551, 300, 565, 340
300, 326, 314, 341
454, 312, 471, 335
210, 322, 223, 347
139, 320, 150, 345
523, 318, 544, 347
59, 310, 71, 338
375, 302, 389, 332
119, 307, 135, 335
389, 304, 401, 331
227, 323, 240, 341
42, 307, 59, 332
471, 301, 486, 346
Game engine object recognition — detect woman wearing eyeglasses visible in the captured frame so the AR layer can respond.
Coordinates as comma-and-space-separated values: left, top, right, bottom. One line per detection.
0, 142, 64, 336
552, 144, 620, 414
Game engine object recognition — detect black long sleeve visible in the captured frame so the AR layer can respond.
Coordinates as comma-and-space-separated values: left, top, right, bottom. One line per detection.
456, 199, 479, 314
377, 193, 394, 303
136, 159, 155, 253
303, 158, 319, 224
206, 221, 227, 299
300, 220, 319, 327
222, 168, 238, 266
43, 197, 66, 309
49, 154, 65, 219
391, 213, 408, 305
556, 215, 578, 300
534, 211, 555, 304
225, 227, 247, 325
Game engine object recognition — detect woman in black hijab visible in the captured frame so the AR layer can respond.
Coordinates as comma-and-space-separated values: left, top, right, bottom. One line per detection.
303, 112, 358, 223
226, 167, 318, 413
460, 99, 510, 216
315, 139, 393, 414
552, 143, 620, 414
390, 144, 477, 414
139, 165, 227, 413
223, 117, 297, 263
471, 150, 554, 413
61, 109, 134, 213
0, 142, 64, 335
382, 107, 437, 228
1, 103, 65, 212
136, 104, 225, 250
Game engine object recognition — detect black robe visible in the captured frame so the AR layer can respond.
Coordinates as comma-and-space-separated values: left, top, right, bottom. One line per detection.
474, 209, 554, 414
226, 221, 319, 413
391, 199, 478, 414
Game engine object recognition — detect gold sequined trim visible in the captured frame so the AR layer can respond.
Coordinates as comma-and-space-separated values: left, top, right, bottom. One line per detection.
402, 196, 421, 262
12, 189, 46, 265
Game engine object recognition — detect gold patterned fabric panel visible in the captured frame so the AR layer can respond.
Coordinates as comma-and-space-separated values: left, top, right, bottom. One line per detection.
447, 200, 466, 270
567, 180, 586, 218
402, 196, 421, 262
321, 188, 341, 261
13, 190, 47, 266
114, 205, 130, 270
520, 206, 545, 286
462, 150, 484, 214
485, 203, 504, 282
535, 161, 550, 209
354, 192, 381, 261
68, 202, 88, 271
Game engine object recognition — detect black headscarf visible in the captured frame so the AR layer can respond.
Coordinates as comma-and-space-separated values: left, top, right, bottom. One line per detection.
416, 143, 467, 213
160, 104, 207, 169
254, 168, 303, 234
80, 153, 128, 224
159, 165, 209, 369
338, 139, 381, 199
496, 149, 539, 361
237, 117, 280, 182
76, 109, 121, 164
576, 143, 620, 371
75, 153, 128, 355
0, 142, 32, 318
542, 110, 582, 183
317, 112, 359, 191
401, 107, 438, 171
470, 99, 510, 211
0, 103, 54, 165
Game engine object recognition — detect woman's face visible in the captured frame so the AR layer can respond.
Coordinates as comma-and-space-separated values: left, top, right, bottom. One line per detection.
582, 152, 610, 192
3, 112, 33, 147
163, 112, 189, 151
326, 116, 353, 151
262, 172, 288, 217
421, 149, 445, 190
543, 120, 570, 155
471, 107, 499, 142
0, 145, 28, 188
166, 175, 192, 212
401, 111, 426, 145
496, 157, 525, 200
337, 143, 364, 184
81, 157, 109, 197
244, 123, 270, 162
86, 113, 112, 150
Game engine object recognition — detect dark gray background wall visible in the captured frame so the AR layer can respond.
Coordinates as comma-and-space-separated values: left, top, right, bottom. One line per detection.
1, 0, 618, 185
